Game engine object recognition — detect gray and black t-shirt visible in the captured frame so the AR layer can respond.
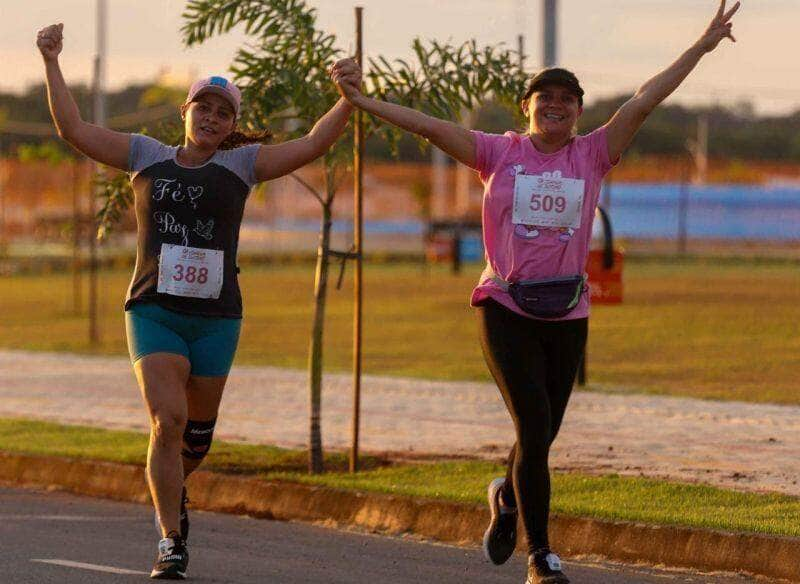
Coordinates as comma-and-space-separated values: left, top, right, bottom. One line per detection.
125, 134, 260, 318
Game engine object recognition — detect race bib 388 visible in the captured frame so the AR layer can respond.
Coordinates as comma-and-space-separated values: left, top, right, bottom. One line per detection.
157, 244, 224, 299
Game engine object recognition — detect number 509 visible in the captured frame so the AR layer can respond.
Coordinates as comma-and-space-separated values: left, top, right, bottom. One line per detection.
530, 194, 566, 213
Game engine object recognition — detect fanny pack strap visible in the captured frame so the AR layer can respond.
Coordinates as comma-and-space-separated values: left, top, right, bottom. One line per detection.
481, 264, 511, 292
482, 264, 587, 292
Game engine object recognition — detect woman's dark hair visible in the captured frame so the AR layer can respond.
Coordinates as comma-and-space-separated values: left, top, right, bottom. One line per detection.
218, 128, 272, 150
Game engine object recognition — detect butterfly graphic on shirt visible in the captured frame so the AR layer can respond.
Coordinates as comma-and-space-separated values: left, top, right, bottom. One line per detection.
193, 219, 215, 241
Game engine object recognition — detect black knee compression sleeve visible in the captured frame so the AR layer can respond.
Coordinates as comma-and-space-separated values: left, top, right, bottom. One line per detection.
182, 418, 217, 460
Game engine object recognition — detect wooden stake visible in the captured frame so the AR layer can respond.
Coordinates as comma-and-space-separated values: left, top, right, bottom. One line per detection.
350, 5, 364, 474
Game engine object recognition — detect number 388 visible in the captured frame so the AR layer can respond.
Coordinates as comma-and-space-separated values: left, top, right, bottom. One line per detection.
172, 264, 209, 284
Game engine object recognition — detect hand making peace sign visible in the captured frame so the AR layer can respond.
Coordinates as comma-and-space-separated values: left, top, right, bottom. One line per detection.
697, 0, 741, 53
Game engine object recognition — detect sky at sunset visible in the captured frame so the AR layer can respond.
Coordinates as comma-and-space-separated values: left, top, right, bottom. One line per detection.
4, 0, 798, 115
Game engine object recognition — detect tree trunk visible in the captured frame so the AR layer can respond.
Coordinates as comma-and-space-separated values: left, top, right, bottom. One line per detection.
308, 200, 332, 474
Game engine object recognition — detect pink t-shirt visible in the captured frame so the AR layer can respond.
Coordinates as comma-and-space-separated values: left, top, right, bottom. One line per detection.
470, 127, 616, 320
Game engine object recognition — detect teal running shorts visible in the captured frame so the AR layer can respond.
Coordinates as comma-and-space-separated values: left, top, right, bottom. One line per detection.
125, 302, 242, 377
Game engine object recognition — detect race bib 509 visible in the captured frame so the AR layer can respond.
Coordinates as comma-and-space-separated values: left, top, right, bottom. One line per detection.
512, 171, 585, 228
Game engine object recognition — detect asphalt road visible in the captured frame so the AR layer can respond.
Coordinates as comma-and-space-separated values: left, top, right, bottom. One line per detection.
0, 486, 765, 584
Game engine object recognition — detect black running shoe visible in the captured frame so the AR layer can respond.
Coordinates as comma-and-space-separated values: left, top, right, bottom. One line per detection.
526, 549, 569, 584
150, 535, 188, 580
154, 488, 190, 542
482, 477, 518, 565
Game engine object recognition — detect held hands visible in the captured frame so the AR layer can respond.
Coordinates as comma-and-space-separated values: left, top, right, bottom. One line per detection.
696, 0, 740, 53
37, 23, 64, 61
330, 58, 364, 105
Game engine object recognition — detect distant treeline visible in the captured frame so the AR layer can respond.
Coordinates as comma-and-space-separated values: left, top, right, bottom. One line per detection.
2, 82, 799, 162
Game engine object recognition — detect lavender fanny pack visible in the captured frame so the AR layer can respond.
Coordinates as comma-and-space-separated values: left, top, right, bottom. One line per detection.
484, 266, 586, 318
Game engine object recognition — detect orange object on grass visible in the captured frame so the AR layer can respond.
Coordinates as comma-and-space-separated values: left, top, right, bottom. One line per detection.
587, 248, 624, 304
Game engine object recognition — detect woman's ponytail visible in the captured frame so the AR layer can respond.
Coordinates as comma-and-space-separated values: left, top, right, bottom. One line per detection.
218, 128, 272, 150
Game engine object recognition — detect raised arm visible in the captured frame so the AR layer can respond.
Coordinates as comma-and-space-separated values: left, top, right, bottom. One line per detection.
38, 24, 131, 170
330, 58, 476, 169
253, 97, 354, 182
604, 0, 740, 163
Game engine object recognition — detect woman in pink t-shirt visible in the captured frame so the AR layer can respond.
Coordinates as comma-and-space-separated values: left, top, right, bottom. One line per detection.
332, 2, 739, 582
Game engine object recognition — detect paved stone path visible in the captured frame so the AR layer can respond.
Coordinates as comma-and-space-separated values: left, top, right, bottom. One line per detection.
1, 349, 797, 496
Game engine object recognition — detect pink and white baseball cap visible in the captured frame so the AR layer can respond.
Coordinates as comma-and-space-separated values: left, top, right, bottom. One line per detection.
185, 76, 242, 116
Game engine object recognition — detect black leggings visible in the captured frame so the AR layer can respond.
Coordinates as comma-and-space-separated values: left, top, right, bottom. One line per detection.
476, 299, 587, 555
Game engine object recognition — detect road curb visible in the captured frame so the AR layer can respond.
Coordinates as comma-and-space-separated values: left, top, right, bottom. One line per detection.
1, 452, 796, 582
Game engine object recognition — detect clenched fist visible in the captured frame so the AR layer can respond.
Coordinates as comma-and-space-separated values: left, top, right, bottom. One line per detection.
330, 58, 364, 104
37, 23, 64, 62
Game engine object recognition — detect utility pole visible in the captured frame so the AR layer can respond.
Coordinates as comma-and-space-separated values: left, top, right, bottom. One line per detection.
0, 147, 6, 254
516, 0, 527, 70
94, 0, 107, 128
454, 110, 476, 218
431, 148, 447, 220
543, 0, 558, 67
0, 112, 5, 254
89, 0, 107, 344
694, 113, 709, 185
72, 162, 82, 314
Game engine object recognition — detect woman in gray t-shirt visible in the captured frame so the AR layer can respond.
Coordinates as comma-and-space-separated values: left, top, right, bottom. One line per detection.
38, 22, 360, 580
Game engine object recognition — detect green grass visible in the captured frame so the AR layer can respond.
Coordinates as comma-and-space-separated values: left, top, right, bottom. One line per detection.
1, 257, 799, 403
2, 417, 800, 538
0, 417, 386, 473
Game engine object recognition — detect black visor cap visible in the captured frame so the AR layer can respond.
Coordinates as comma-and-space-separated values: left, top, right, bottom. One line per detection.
523, 68, 584, 106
